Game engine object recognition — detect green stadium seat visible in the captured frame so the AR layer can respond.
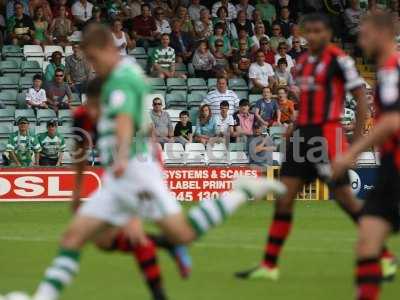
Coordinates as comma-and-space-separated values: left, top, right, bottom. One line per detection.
57, 125, 73, 137
0, 76, 19, 90
2, 45, 23, 58
16, 93, 27, 109
175, 63, 187, 72
71, 93, 81, 106
187, 93, 203, 108
149, 78, 166, 91
136, 59, 148, 72
0, 90, 18, 106
0, 60, 21, 75
229, 78, 248, 91
187, 78, 207, 92
235, 90, 249, 100
229, 142, 247, 152
21, 61, 42, 75
59, 110, 72, 125
15, 109, 36, 124
37, 109, 57, 124
129, 47, 147, 59
207, 78, 217, 90
189, 107, 199, 123
249, 94, 260, 105
5, 57, 24, 65
19, 76, 34, 91
0, 108, 16, 124
167, 78, 187, 91
165, 92, 187, 109
0, 124, 11, 137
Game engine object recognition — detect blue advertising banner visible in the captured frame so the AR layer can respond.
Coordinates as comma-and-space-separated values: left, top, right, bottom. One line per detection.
347, 167, 378, 199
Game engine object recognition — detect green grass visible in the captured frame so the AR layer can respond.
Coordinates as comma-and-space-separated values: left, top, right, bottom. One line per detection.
0, 201, 399, 300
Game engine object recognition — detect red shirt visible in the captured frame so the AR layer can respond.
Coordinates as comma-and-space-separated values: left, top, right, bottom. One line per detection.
132, 15, 157, 37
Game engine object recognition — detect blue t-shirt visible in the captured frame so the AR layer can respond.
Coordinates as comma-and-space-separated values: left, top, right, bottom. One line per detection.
195, 117, 217, 137
255, 98, 279, 122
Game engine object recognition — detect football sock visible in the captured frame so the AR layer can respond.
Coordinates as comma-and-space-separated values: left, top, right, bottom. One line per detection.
187, 191, 246, 238
35, 248, 80, 300
262, 212, 293, 269
356, 257, 381, 300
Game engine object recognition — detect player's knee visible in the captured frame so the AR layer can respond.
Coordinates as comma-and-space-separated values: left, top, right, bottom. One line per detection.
60, 228, 86, 250
356, 235, 381, 258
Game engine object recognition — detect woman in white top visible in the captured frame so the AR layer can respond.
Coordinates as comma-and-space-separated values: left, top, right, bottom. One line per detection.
111, 18, 134, 56
252, 22, 269, 49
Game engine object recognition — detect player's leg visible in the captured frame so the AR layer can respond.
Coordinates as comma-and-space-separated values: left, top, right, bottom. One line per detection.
235, 176, 304, 280
34, 216, 110, 300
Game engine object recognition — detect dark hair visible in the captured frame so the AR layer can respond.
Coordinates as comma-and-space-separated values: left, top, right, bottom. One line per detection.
14, 1, 23, 9
277, 58, 288, 66
255, 49, 265, 56
33, 74, 42, 81
217, 76, 227, 83
216, 6, 228, 18
141, 4, 150, 10
220, 100, 229, 108
259, 37, 269, 44
51, 51, 62, 61
86, 77, 103, 99
239, 99, 249, 107
214, 23, 225, 33
34, 6, 44, 22
302, 13, 331, 29
361, 11, 399, 36
277, 86, 287, 94
55, 68, 64, 75
179, 110, 189, 117
278, 42, 287, 49
199, 104, 212, 124
161, 33, 170, 39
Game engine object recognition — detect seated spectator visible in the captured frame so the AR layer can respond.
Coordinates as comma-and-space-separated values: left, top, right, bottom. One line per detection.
288, 37, 306, 61
248, 122, 275, 166
33, 6, 50, 45
233, 99, 255, 143
52, 0, 72, 20
202, 77, 239, 116
209, 23, 232, 56
254, 37, 275, 65
150, 0, 173, 18
151, 34, 181, 79
71, 0, 93, 29
255, 0, 276, 26
174, 110, 193, 146
248, 50, 275, 93
344, 0, 364, 43
287, 23, 307, 49
274, 58, 295, 89
192, 40, 216, 79
65, 43, 92, 98
131, 4, 158, 49
6, 0, 29, 20
214, 101, 235, 142
276, 87, 295, 126
232, 28, 256, 52
29, 0, 52, 23
194, 104, 217, 144
38, 119, 66, 166
45, 51, 65, 82
123, 0, 142, 19
86, 6, 103, 27
170, 20, 194, 64
188, 0, 207, 22
252, 9, 272, 36
274, 42, 294, 71
194, 8, 213, 42
150, 97, 174, 146
49, 4, 72, 47
232, 40, 252, 78
212, 0, 237, 21
252, 22, 269, 49
111, 18, 134, 56
269, 23, 286, 52
213, 39, 232, 77
254, 87, 281, 127
213, 6, 237, 40
46, 69, 72, 112
26, 74, 48, 110
236, 0, 255, 20
174, 6, 195, 37
233, 10, 253, 37
154, 7, 171, 37
6, 116, 41, 167
274, 6, 294, 38
6, 2, 35, 46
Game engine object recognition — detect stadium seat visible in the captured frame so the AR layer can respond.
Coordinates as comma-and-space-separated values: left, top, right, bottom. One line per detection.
37, 109, 57, 125
0, 108, 16, 124
229, 142, 247, 152
185, 143, 206, 165
163, 143, 185, 164
249, 94, 260, 105
19, 76, 34, 91
357, 152, 376, 165
28, 56, 44, 69
136, 58, 148, 72
5, 57, 24, 65
2, 45, 24, 58
23, 45, 44, 58
166, 109, 181, 123
207, 78, 217, 90
229, 78, 248, 91
16, 93, 27, 109
15, 109, 36, 124
149, 78, 166, 91
165, 92, 187, 109
128, 47, 147, 59
0, 60, 21, 75
64, 45, 73, 57
175, 62, 187, 72
0, 123, 11, 138
0, 90, 18, 106
189, 107, 199, 123
167, 78, 187, 91
42, 60, 50, 72
187, 93, 203, 108
21, 61, 42, 75
235, 90, 249, 100
44, 45, 64, 60
59, 110, 72, 125
207, 143, 228, 165
272, 152, 282, 166
228, 151, 249, 165
57, 125, 73, 137
187, 78, 207, 92
0, 76, 19, 91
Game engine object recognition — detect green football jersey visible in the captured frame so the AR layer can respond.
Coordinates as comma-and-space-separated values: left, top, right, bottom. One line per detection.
6, 131, 41, 166
97, 60, 151, 166
37, 132, 66, 159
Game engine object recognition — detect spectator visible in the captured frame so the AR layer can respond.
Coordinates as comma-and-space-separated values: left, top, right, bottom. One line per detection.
38, 119, 66, 166
86, 6, 103, 26
49, 4, 72, 47
192, 40, 216, 79
194, 8, 213, 42
111, 18, 134, 56
344, 0, 364, 42
233, 10, 253, 37
248, 122, 275, 166
252, 22, 269, 49
274, 58, 298, 96
274, 6, 294, 38
29, 0, 52, 23
71, 0, 93, 28
254, 87, 281, 127
209, 23, 231, 56
46, 68, 72, 112
194, 104, 217, 144
44, 51, 64, 82
233, 99, 255, 143
150, 97, 174, 146
6, 1, 35, 46
151, 34, 180, 79
269, 23, 286, 52
202, 77, 239, 116
213, 6, 237, 40
254, 37, 275, 65
149, 0, 173, 18
288, 37, 306, 60
26, 74, 48, 110
174, 6, 195, 37
6, 0, 29, 20
255, 0, 276, 26
33, 6, 50, 46
52, 0, 72, 20
232, 28, 256, 52
6, 116, 41, 167
65, 44, 92, 98
276, 87, 295, 126
124, 0, 142, 19
232, 39, 252, 78
131, 4, 157, 48
188, 0, 207, 22
212, 0, 237, 21
214, 100, 235, 142
212, 39, 232, 77
252, 9, 271, 36
274, 42, 294, 71
174, 110, 193, 146
236, 0, 255, 20
287, 23, 307, 48
248, 50, 275, 93
170, 20, 193, 64
154, 7, 171, 37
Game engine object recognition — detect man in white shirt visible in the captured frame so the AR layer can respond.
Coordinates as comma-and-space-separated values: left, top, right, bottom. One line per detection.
212, 0, 237, 20
188, 0, 207, 22
26, 74, 48, 109
248, 50, 275, 93
214, 100, 235, 140
72, 0, 93, 27
202, 77, 240, 116
236, 0, 255, 20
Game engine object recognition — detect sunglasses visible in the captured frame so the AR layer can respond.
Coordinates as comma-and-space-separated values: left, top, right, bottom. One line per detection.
153, 102, 162, 106
293, 41, 300, 43
55, 74, 64, 77
279, 47, 287, 50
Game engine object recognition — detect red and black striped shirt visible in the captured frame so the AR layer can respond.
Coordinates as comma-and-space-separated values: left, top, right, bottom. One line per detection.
72, 105, 98, 147
296, 45, 363, 126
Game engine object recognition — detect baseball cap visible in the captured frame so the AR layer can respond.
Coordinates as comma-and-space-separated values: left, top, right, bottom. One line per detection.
47, 119, 58, 127
17, 116, 29, 124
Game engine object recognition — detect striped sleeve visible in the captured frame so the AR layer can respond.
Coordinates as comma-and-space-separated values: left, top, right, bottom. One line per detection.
378, 68, 400, 112
336, 55, 364, 91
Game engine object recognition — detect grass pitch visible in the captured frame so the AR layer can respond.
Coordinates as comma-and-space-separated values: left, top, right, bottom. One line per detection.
0, 201, 399, 300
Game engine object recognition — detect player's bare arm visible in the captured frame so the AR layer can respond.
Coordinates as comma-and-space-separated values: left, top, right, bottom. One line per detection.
351, 86, 368, 141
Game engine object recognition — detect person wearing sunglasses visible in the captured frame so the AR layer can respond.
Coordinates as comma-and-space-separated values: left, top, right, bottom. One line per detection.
44, 50, 65, 82
274, 41, 294, 71
288, 37, 306, 60
150, 97, 175, 147
269, 23, 286, 51
45, 68, 72, 112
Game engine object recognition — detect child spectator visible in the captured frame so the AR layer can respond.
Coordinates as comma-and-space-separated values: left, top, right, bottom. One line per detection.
194, 104, 217, 144
26, 74, 48, 110
254, 87, 281, 127
174, 111, 193, 146
276, 87, 295, 126
192, 40, 216, 79
274, 58, 294, 88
